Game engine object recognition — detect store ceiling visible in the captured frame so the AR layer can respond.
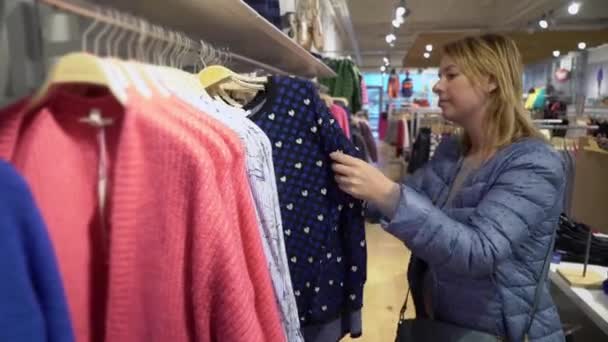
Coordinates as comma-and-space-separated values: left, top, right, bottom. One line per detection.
346, 0, 608, 70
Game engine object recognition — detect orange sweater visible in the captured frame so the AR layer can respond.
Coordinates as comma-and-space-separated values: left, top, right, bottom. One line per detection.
0, 86, 284, 342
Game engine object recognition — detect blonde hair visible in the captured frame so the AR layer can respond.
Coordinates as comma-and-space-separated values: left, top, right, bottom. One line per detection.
441, 34, 543, 154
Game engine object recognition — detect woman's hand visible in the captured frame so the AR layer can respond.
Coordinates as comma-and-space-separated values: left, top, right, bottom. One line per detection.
330, 151, 401, 218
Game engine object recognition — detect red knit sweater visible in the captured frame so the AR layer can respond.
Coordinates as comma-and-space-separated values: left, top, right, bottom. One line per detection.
0, 86, 284, 342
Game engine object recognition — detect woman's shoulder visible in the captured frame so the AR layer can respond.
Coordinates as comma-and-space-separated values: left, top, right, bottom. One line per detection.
494, 138, 565, 180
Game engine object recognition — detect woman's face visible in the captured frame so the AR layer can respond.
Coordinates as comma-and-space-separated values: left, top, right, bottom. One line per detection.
433, 56, 492, 125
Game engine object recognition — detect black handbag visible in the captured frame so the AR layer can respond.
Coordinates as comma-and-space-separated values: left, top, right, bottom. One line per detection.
395, 230, 556, 342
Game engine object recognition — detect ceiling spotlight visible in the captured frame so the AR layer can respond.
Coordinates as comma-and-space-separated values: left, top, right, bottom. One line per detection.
385, 33, 396, 44
553, 50, 561, 58
538, 19, 548, 29
380, 65, 387, 72
425, 44, 433, 52
568, 2, 581, 15
423, 52, 431, 59
392, 19, 401, 28
383, 57, 389, 64
396, 0, 407, 17
578, 42, 587, 50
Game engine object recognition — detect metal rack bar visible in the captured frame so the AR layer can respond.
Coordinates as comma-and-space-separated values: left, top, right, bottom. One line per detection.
536, 125, 599, 130
38, 0, 289, 75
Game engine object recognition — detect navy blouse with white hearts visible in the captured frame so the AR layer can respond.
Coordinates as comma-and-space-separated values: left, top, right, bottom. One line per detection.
246, 75, 367, 334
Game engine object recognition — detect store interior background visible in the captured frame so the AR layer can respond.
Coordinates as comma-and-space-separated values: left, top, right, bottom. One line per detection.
1, 0, 608, 341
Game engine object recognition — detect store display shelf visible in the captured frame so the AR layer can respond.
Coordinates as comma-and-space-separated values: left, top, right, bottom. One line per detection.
100, 0, 336, 78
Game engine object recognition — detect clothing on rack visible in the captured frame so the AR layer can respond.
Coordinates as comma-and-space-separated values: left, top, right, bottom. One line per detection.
350, 124, 371, 163
0, 84, 285, 342
0, 159, 74, 342
358, 120, 377, 163
361, 78, 369, 105
387, 74, 399, 99
407, 127, 432, 174
401, 76, 413, 98
330, 103, 351, 138
245, 75, 367, 341
378, 111, 388, 140
149, 85, 302, 342
385, 114, 410, 155
319, 58, 363, 113
244, 0, 282, 28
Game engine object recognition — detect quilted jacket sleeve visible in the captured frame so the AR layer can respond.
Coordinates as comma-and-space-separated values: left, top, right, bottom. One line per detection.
385, 144, 564, 277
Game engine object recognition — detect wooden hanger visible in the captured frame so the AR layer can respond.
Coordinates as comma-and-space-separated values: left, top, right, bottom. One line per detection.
198, 65, 266, 90
28, 9, 129, 110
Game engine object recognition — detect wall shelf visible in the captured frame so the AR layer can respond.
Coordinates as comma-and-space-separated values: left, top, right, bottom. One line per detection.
99, 0, 336, 78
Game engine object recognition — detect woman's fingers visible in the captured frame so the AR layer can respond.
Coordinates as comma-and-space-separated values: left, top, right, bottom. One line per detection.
330, 151, 360, 166
331, 163, 357, 176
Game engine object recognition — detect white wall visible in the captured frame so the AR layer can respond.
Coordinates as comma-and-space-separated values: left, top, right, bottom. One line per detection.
588, 44, 608, 64
317, 0, 343, 57
279, 0, 296, 14
585, 45, 608, 101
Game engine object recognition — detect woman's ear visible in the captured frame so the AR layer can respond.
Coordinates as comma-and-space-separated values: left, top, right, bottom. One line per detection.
487, 75, 498, 93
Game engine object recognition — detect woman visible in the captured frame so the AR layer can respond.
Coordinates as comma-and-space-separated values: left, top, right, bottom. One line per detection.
330, 34, 565, 341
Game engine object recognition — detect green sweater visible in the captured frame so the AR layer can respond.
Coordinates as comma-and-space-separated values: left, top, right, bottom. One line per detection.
320, 59, 362, 113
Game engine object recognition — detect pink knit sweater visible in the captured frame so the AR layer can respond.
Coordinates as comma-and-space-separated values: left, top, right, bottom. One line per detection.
0, 86, 284, 342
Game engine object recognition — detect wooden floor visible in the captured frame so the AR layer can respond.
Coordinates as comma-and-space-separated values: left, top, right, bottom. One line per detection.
342, 224, 414, 342
343, 141, 415, 341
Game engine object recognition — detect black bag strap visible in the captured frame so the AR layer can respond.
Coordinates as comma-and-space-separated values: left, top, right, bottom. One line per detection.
398, 288, 410, 321
398, 229, 557, 338
524, 228, 557, 338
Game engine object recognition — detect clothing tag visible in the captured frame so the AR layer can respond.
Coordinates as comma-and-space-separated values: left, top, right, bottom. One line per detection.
80, 109, 113, 257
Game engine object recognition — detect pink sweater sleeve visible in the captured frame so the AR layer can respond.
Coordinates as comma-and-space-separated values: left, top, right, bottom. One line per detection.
330, 105, 351, 138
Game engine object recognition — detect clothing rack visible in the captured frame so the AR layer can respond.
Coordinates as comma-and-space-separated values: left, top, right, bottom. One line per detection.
536, 125, 599, 130
38, 0, 288, 75
534, 119, 564, 124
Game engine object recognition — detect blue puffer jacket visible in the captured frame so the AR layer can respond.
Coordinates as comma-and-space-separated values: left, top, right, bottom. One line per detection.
385, 136, 566, 342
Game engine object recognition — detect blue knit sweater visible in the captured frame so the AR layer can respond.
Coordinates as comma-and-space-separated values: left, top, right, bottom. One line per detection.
0, 160, 74, 341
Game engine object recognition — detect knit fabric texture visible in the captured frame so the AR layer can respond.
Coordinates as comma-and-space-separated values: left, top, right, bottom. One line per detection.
330, 104, 350, 138
144, 83, 298, 342
0, 86, 284, 342
0, 159, 74, 342
319, 59, 362, 113
246, 76, 367, 336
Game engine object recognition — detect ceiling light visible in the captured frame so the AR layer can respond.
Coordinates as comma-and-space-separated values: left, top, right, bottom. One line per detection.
553, 50, 561, 58
423, 52, 431, 59
380, 65, 387, 72
425, 44, 433, 52
392, 19, 401, 28
383, 57, 389, 64
385, 33, 396, 44
396, 15, 405, 24
568, 2, 580, 15
538, 19, 548, 29
396, 0, 407, 17
578, 42, 587, 50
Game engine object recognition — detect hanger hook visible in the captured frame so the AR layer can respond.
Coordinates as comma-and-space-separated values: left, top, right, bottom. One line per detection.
112, 11, 129, 58
104, 10, 120, 57
82, 5, 100, 52
93, 8, 113, 56
139, 19, 150, 62
177, 32, 188, 69
125, 14, 138, 60
158, 28, 169, 66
